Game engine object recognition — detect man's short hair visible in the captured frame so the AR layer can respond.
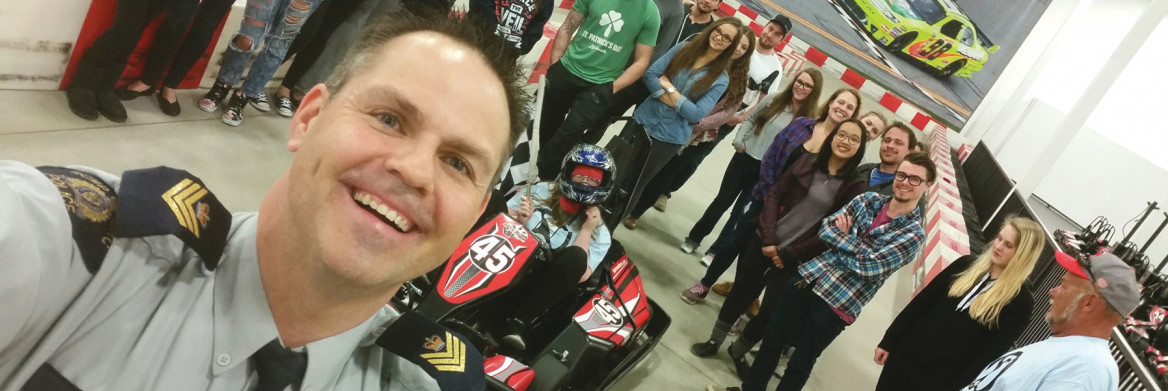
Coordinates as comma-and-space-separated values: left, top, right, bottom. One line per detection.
900, 152, 936, 183
881, 121, 918, 148
325, 10, 531, 183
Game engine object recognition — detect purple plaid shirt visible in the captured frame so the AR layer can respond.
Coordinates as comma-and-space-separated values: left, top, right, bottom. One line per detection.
798, 192, 926, 318
751, 116, 816, 200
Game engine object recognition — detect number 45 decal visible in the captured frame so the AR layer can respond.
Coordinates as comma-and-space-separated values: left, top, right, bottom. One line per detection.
469, 235, 520, 274
918, 38, 953, 60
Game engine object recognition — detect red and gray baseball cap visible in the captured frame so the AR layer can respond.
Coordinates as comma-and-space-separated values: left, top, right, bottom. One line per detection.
1055, 251, 1140, 317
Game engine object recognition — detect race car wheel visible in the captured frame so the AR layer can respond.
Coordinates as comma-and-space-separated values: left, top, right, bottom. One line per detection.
938, 60, 965, 79
887, 33, 915, 52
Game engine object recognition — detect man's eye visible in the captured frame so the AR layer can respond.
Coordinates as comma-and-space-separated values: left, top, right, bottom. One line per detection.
447, 156, 472, 177
378, 114, 400, 129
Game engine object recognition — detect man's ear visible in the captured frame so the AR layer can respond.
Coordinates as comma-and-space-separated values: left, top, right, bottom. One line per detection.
287, 83, 331, 153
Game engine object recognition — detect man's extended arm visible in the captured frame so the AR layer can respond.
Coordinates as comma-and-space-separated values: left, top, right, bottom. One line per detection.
613, 43, 655, 93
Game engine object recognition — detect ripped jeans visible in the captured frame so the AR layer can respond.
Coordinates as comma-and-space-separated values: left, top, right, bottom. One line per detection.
215, 0, 324, 97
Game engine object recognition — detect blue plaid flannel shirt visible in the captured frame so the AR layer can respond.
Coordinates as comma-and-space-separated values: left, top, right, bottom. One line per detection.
797, 192, 926, 318
751, 117, 815, 200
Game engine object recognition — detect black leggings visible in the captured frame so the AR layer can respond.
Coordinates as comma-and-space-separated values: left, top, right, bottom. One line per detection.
139, 0, 235, 89
72, 0, 198, 91
515, 246, 588, 321
715, 234, 799, 344
280, 0, 365, 94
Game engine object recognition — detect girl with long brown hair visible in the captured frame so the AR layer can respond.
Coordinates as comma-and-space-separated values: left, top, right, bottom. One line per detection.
624, 26, 756, 225
622, 17, 743, 226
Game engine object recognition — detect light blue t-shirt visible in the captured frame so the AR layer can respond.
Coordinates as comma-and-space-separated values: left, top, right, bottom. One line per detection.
506, 182, 611, 272
962, 336, 1119, 391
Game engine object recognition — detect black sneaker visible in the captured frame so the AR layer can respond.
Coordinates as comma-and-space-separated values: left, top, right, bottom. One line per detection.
249, 91, 271, 112
691, 340, 718, 357
95, 90, 127, 123
221, 90, 247, 127
66, 87, 99, 120
199, 81, 231, 112
275, 95, 299, 117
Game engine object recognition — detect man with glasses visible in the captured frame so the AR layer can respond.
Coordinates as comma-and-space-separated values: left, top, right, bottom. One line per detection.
961, 252, 1136, 391
710, 152, 935, 391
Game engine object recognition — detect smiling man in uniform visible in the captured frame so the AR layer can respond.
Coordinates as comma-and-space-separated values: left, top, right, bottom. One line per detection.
0, 10, 527, 391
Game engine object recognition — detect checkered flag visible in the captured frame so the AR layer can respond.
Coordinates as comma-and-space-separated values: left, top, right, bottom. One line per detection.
494, 76, 546, 195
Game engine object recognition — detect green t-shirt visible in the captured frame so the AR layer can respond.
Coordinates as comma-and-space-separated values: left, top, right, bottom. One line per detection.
562, 0, 661, 84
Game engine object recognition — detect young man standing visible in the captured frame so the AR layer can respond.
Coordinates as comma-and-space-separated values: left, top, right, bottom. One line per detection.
536, 0, 661, 180
1, 13, 528, 390
857, 121, 916, 194
580, 0, 714, 146
961, 252, 1136, 391
711, 152, 936, 391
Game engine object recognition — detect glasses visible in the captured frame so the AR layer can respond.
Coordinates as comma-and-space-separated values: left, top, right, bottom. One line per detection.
794, 79, 814, 91
711, 29, 734, 44
893, 171, 925, 186
834, 132, 861, 145
571, 174, 601, 186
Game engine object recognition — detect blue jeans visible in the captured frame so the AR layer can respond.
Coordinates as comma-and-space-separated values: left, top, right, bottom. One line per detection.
216, 0, 324, 96
742, 276, 848, 391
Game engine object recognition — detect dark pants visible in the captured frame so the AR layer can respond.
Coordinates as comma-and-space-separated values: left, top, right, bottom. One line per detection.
687, 152, 760, 254
628, 124, 736, 218
515, 246, 588, 321
663, 123, 738, 198
139, 0, 235, 89
537, 62, 614, 180
622, 132, 685, 222
715, 233, 799, 344
280, 0, 365, 94
582, 81, 650, 145
72, 0, 199, 92
699, 199, 761, 287
743, 277, 848, 391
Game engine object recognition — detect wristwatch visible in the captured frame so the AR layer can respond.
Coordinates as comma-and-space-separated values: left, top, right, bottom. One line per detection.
666, 86, 677, 94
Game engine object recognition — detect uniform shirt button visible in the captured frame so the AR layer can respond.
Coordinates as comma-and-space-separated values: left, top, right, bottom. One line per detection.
216, 353, 231, 366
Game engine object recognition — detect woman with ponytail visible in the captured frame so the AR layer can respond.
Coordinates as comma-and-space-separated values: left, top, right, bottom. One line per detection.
874, 216, 1043, 390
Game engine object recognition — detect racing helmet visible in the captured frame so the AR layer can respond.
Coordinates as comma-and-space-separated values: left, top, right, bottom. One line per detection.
557, 144, 616, 206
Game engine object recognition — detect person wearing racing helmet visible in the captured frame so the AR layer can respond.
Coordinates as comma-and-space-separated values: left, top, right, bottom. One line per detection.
502, 143, 616, 350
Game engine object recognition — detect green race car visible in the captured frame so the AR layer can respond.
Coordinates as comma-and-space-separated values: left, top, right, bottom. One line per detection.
839, 0, 999, 79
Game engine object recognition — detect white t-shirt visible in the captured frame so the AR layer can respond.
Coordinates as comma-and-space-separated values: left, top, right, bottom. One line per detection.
962, 336, 1119, 391
739, 50, 783, 114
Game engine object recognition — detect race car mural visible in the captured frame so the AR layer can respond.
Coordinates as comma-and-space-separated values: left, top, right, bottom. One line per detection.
839, 0, 999, 79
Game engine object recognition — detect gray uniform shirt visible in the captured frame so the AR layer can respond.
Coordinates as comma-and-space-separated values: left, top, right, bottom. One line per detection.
0, 161, 442, 391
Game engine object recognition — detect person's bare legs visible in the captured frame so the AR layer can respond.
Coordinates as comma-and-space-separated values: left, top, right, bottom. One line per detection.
160, 86, 178, 103
275, 85, 304, 100
126, 80, 153, 92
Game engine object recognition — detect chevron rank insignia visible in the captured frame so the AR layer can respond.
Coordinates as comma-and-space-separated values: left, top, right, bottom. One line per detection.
378, 311, 484, 390
113, 167, 232, 270
419, 332, 466, 372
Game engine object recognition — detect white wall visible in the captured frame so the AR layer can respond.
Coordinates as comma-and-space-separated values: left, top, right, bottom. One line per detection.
0, 0, 92, 89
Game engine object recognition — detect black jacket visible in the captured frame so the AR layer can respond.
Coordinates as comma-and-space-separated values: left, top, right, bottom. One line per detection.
877, 255, 1035, 390
758, 154, 868, 265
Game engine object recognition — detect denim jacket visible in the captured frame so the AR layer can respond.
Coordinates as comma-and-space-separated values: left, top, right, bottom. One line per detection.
634, 44, 729, 145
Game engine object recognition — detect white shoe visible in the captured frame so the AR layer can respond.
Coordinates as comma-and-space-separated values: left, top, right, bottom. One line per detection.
679, 240, 697, 254
700, 253, 714, 267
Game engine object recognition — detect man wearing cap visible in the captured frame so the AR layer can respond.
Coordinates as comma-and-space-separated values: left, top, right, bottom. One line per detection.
961, 252, 1137, 391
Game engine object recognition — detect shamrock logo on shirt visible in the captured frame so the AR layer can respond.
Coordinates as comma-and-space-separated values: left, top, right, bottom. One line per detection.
599, 10, 624, 37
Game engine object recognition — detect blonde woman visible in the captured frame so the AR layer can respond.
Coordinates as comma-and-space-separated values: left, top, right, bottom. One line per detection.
874, 216, 1044, 390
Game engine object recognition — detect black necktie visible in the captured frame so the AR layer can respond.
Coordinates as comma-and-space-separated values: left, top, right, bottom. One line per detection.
252, 339, 309, 391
